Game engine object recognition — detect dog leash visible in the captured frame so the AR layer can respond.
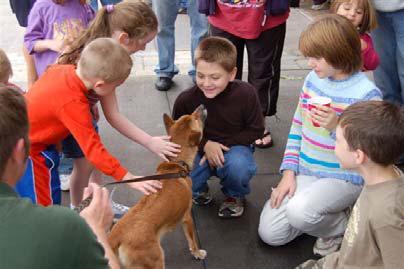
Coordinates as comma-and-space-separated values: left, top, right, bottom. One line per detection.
73, 169, 189, 214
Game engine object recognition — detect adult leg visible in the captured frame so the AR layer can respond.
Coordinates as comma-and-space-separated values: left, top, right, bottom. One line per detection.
70, 158, 94, 207
216, 145, 257, 198
258, 175, 317, 246
391, 9, 404, 104
246, 23, 286, 117
187, 0, 208, 79
152, 0, 179, 79
210, 25, 245, 80
373, 11, 402, 105
286, 178, 362, 238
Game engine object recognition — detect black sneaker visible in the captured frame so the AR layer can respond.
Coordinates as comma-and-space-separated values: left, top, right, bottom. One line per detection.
155, 77, 173, 91
192, 188, 212, 206
218, 197, 244, 218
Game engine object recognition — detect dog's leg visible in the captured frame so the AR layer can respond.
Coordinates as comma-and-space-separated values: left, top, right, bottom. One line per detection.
182, 210, 207, 260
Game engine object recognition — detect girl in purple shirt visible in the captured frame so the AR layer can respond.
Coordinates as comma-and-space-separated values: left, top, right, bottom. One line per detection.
24, 0, 94, 77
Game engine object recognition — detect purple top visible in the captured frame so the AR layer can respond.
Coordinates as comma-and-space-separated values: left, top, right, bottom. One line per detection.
24, 0, 94, 76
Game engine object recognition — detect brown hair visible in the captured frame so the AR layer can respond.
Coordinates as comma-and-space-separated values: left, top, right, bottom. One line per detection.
52, 0, 87, 4
0, 49, 12, 83
78, 38, 133, 83
58, 0, 157, 65
330, 0, 378, 33
299, 14, 362, 75
0, 87, 29, 178
339, 101, 404, 166
194, 37, 237, 72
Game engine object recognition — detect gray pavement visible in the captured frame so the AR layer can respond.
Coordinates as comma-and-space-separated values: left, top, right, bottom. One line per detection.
0, 2, 329, 268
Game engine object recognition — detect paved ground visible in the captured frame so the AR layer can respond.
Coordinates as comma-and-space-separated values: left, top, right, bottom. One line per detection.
0, 2, 335, 268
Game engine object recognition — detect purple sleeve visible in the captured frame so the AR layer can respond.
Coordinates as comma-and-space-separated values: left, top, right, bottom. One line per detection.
361, 34, 380, 71
24, 2, 44, 54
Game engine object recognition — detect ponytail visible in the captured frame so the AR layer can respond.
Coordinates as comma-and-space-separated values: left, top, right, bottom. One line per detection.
58, 0, 157, 65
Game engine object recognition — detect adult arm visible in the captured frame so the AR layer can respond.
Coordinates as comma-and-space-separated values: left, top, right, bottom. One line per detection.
80, 183, 120, 269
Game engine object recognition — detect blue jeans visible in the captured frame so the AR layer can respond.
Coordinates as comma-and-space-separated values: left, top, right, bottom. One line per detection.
152, 0, 208, 79
372, 9, 404, 105
90, 0, 121, 11
191, 145, 257, 198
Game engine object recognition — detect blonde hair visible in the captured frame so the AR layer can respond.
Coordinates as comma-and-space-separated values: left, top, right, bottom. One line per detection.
299, 14, 362, 75
78, 38, 133, 83
58, 0, 157, 65
195, 37, 237, 72
0, 49, 12, 83
330, 0, 377, 33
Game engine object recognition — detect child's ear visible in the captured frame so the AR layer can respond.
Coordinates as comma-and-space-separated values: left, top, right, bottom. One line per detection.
118, 32, 130, 45
355, 149, 366, 165
229, 67, 237, 81
163, 114, 174, 134
93, 80, 105, 89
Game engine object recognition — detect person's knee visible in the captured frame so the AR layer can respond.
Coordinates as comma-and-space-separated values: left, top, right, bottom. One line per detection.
286, 198, 314, 232
258, 205, 291, 246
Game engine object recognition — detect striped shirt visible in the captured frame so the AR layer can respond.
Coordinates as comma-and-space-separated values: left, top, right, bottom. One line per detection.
280, 71, 382, 185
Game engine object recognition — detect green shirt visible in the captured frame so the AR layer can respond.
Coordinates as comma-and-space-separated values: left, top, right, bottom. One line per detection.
0, 182, 109, 269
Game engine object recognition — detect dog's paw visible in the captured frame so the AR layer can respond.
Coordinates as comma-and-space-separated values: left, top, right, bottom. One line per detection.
192, 249, 207, 260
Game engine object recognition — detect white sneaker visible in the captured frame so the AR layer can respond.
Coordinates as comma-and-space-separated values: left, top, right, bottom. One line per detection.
313, 236, 343, 256
111, 200, 130, 220
60, 174, 70, 191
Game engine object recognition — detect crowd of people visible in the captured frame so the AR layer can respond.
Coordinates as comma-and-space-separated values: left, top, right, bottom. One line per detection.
1, 0, 404, 268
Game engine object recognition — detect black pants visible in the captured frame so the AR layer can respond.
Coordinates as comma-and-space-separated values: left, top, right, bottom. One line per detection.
210, 23, 286, 117
9, 0, 35, 27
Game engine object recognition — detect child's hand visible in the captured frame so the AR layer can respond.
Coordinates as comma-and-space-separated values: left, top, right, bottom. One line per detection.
128, 180, 162, 195
310, 105, 338, 131
201, 141, 229, 168
147, 136, 181, 161
80, 183, 113, 232
270, 170, 296, 209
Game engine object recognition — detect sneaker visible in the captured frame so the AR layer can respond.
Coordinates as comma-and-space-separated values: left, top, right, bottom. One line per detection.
59, 174, 70, 191
313, 236, 343, 256
311, 1, 329, 10
218, 197, 245, 218
111, 200, 130, 220
192, 188, 213, 206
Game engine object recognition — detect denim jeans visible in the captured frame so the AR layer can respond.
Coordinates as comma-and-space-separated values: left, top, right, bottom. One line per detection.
152, 0, 208, 79
258, 175, 362, 246
90, 0, 121, 11
372, 9, 404, 105
191, 145, 257, 198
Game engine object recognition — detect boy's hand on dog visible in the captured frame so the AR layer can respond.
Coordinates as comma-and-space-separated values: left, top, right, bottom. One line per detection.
270, 170, 296, 209
148, 136, 181, 161
124, 172, 162, 195
80, 183, 113, 232
201, 141, 229, 168
310, 105, 338, 131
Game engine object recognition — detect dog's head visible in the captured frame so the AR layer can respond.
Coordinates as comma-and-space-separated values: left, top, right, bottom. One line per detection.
163, 105, 206, 169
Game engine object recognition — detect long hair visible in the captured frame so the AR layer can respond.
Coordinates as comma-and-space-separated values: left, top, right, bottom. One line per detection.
58, 0, 157, 65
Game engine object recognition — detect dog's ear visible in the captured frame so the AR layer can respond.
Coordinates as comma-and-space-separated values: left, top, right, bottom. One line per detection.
188, 130, 202, 147
163, 114, 174, 134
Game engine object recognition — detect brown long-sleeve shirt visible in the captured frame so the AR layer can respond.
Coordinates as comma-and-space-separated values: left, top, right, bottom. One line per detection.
172, 80, 264, 154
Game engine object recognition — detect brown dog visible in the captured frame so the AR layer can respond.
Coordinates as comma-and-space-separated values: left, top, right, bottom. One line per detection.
108, 105, 207, 269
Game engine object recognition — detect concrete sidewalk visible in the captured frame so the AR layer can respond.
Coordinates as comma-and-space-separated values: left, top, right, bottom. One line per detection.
0, 3, 329, 268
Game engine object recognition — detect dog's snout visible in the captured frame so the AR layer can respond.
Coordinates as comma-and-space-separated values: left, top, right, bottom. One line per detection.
195, 104, 207, 123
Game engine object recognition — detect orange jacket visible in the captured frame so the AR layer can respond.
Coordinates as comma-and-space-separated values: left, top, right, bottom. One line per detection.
25, 65, 127, 180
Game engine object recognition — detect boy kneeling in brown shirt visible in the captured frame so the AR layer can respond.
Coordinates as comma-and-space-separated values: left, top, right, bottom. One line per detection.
297, 100, 404, 269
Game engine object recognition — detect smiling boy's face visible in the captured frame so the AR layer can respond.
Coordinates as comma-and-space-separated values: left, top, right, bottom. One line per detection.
195, 60, 236, 99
